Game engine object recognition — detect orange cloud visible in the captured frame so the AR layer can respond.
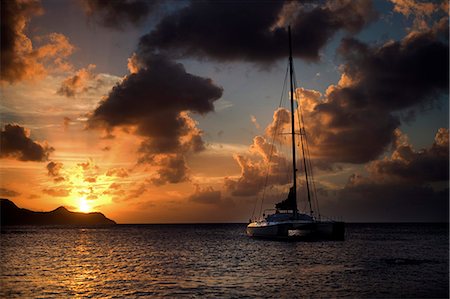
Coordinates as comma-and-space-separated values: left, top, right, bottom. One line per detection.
1, 0, 74, 84
57, 64, 104, 97
224, 122, 290, 197
42, 187, 71, 197
390, 0, 442, 31
106, 167, 129, 178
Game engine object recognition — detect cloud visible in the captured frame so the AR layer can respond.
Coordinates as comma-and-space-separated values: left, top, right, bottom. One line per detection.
139, 0, 376, 63
188, 185, 222, 205
46, 161, 62, 176
80, 0, 161, 29
390, 0, 447, 31
42, 187, 71, 197
57, 64, 104, 97
123, 183, 147, 201
318, 128, 449, 222
367, 128, 449, 183
103, 182, 126, 198
225, 23, 448, 196
0, 124, 54, 161
327, 177, 448, 222
46, 161, 65, 182
264, 108, 291, 142
225, 154, 266, 197
63, 117, 72, 131
88, 53, 223, 184
148, 154, 189, 186
84, 177, 97, 183
108, 182, 121, 190
250, 115, 260, 129
336, 32, 448, 111
296, 25, 448, 165
0, 188, 21, 198
77, 159, 99, 171
106, 167, 129, 178
1, 0, 74, 83
225, 133, 290, 197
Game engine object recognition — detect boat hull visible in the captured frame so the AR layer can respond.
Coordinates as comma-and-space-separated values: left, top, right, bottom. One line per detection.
247, 221, 344, 241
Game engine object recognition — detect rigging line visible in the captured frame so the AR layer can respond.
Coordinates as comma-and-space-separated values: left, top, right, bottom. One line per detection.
292, 70, 320, 218
253, 62, 289, 220
304, 131, 321, 219
292, 69, 321, 220
258, 62, 289, 218
292, 68, 314, 217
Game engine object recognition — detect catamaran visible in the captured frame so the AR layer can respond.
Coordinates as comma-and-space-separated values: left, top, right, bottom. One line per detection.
246, 26, 345, 240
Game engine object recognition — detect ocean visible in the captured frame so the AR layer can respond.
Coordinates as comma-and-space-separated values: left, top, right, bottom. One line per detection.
1, 223, 448, 298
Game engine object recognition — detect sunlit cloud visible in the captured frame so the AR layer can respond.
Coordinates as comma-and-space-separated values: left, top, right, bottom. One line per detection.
1, 0, 75, 84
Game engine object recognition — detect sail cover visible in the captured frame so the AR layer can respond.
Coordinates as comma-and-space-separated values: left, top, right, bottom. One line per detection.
275, 187, 296, 210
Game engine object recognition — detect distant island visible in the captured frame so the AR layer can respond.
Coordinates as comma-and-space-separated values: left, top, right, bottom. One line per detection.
0, 199, 116, 226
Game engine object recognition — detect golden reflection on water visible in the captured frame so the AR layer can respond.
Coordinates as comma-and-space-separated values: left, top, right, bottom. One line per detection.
1, 224, 448, 298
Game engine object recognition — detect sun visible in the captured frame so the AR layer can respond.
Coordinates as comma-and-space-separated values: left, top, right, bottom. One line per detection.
78, 197, 91, 213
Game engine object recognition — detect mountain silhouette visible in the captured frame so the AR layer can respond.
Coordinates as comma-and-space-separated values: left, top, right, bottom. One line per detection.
0, 199, 116, 225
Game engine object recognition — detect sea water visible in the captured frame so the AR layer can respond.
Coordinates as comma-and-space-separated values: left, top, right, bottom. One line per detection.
1, 223, 448, 298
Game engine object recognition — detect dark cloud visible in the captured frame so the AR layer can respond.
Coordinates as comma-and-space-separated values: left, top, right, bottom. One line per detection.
1, 0, 74, 83
226, 23, 448, 196
367, 128, 449, 183
0, 188, 21, 198
81, 0, 160, 29
298, 25, 448, 165
189, 185, 222, 204
318, 128, 449, 222
1, 0, 43, 83
46, 161, 65, 182
322, 179, 448, 222
1, 124, 53, 162
88, 53, 222, 184
46, 161, 62, 176
140, 0, 376, 63
149, 154, 189, 186
337, 32, 448, 111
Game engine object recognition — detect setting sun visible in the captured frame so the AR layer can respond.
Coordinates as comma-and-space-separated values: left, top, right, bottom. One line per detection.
78, 197, 91, 213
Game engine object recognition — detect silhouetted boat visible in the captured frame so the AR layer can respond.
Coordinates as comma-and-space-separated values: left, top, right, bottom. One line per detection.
246, 26, 344, 241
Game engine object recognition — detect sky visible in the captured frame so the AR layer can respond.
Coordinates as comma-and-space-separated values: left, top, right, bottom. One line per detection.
1, 0, 448, 223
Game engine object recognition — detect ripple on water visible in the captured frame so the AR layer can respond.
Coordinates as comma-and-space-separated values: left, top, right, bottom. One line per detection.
0, 224, 448, 298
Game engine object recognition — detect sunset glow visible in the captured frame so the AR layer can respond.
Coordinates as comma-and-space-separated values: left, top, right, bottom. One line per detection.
78, 197, 91, 213
0, 0, 448, 224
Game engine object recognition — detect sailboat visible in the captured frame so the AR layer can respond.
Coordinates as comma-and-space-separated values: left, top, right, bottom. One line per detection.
246, 26, 345, 240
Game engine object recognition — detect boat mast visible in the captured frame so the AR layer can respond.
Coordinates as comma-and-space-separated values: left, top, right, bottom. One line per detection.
288, 26, 298, 218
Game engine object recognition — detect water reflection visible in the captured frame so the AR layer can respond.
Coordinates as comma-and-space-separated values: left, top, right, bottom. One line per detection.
1, 224, 448, 298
